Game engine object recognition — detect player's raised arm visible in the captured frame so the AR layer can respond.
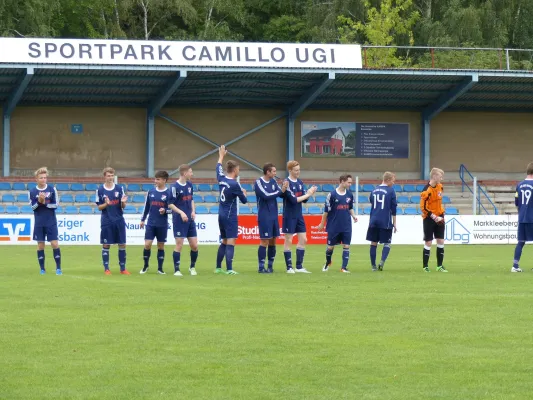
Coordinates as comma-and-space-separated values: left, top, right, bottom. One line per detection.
29, 189, 39, 211
96, 188, 108, 211
140, 192, 150, 223
235, 183, 248, 204
46, 187, 59, 209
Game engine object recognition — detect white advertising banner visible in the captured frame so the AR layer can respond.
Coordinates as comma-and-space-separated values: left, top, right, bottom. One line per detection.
0, 214, 520, 245
0, 38, 362, 69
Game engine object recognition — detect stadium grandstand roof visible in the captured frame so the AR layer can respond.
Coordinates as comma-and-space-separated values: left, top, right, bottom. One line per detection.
1, 38, 533, 112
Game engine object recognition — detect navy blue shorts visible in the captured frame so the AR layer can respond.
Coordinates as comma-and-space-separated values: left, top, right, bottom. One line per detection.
173, 219, 197, 238
101, 220, 126, 245
366, 227, 393, 244
145, 225, 168, 243
518, 223, 533, 242
219, 216, 238, 239
259, 218, 280, 239
33, 224, 58, 242
282, 216, 306, 234
327, 231, 352, 246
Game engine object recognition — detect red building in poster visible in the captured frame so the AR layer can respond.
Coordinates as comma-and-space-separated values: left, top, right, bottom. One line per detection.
302, 127, 346, 155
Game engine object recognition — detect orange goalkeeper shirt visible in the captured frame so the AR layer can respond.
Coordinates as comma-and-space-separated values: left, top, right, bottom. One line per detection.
420, 183, 445, 219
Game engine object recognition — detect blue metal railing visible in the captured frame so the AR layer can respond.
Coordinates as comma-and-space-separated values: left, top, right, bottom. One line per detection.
459, 164, 498, 215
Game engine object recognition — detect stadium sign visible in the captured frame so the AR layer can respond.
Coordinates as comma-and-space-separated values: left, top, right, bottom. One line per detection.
0, 38, 362, 69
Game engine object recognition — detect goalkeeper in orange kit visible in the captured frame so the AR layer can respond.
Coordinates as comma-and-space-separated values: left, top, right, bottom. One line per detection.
420, 168, 447, 272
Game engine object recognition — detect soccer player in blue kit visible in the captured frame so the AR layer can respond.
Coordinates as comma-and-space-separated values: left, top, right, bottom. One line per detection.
367, 172, 397, 271
511, 162, 533, 272
215, 145, 248, 275
29, 167, 62, 275
282, 160, 317, 273
170, 164, 199, 277
315, 174, 358, 273
140, 170, 172, 275
96, 167, 130, 275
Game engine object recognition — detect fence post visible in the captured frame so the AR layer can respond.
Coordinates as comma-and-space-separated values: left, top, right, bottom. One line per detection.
473, 176, 477, 215
355, 176, 359, 215
431, 48, 435, 68
506, 49, 510, 70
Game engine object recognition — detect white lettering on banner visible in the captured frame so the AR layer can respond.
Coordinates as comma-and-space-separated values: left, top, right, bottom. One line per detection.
0, 214, 523, 245
0, 38, 362, 69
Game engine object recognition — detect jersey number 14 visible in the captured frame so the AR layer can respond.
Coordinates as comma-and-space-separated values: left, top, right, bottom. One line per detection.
373, 194, 385, 209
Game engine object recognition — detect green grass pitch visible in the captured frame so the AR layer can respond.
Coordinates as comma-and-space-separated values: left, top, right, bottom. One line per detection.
2, 244, 533, 399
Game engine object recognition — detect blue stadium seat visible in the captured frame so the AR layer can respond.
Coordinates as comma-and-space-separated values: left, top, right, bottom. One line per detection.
56, 183, 70, 191
446, 207, 459, 215
312, 184, 322, 192
196, 205, 209, 214
302, 207, 309, 214
56, 206, 65, 214
132, 194, 145, 203
75, 194, 89, 203
409, 196, 419, 204
197, 184, 212, 192
20, 205, 33, 213
277, 197, 283, 203
70, 183, 84, 191
209, 205, 219, 214
247, 195, 257, 203
12, 182, 26, 190
128, 183, 141, 192
393, 184, 403, 192
85, 183, 98, 191
442, 196, 451, 204
142, 183, 153, 191
315, 195, 327, 204
241, 183, 253, 192
61, 194, 74, 203
306, 196, 315, 203
362, 184, 375, 192
308, 206, 323, 214
403, 184, 417, 192
349, 184, 357, 192
27, 182, 37, 190
65, 206, 78, 214
416, 184, 426, 192
193, 195, 204, 203
16, 194, 28, 202
397, 196, 410, 204
136, 207, 144, 214
404, 207, 418, 215
358, 195, 369, 204
0, 205, 4, 213
395, 208, 404, 215
123, 206, 137, 214
204, 195, 217, 203
322, 184, 335, 192
252, 206, 258, 214
79, 206, 93, 214
239, 206, 252, 215
2, 194, 15, 202
6, 205, 20, 214
0, 182, 12, 190
363, 207, 371, 215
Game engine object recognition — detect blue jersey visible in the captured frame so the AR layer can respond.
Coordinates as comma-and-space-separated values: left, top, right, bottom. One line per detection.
141, 187, 172, 228
282, 178, 307, 219
254, 177, 281, 221
325, 189, 354, 233
171, 180, 194, 219
29, 185, 58, 227
96, 184, 125, 226
368, 185, 397, 229
216, 163, 247, 219
515, 179, 533, 223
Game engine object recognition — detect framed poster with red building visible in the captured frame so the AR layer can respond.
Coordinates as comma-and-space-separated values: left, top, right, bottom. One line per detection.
301, 122, 356, 157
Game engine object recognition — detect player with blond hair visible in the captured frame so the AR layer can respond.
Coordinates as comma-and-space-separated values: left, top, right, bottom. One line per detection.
29, 167, 62, 275
420, 168, 447, 272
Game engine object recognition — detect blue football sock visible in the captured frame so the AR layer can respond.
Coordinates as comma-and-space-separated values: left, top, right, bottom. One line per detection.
216, 244, 226, 268
225, 245, 235, 270
296, 248, 305, 269
157, 250, 164, 271
102, 247, 109, 270
118, 248, 126, 271
342, 248, 350, 269
267, 245, 276, 269
143, 248, 151, 268
381, 244, 391, 263
514, 241, 525, 267
283, 250, 293, 269
190, 250, 198, 269
370, 245, 377, 266
326, 248, 333, 265
258, 246, 267, 271
173, 251, 181, 272
53, 248, 61, 269
37, 249, 45, 270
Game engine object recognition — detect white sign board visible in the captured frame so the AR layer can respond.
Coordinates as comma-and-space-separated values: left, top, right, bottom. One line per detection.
0, 38, 362, 69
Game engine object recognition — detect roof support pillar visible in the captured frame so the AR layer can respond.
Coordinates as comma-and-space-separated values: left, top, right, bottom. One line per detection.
146, 114, 155, 178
